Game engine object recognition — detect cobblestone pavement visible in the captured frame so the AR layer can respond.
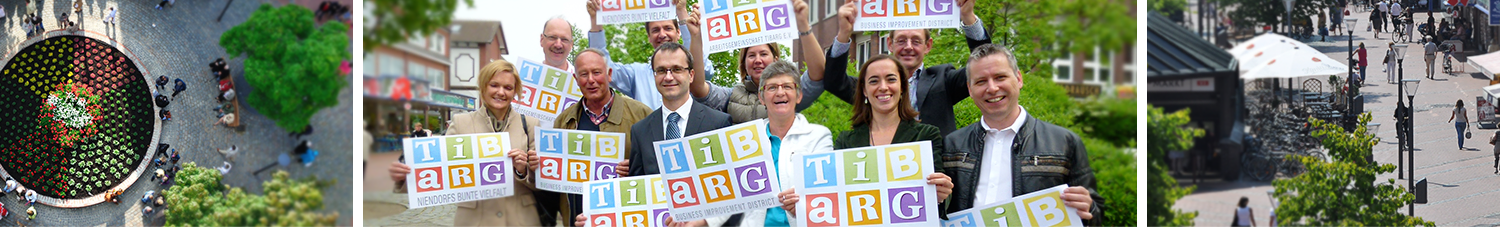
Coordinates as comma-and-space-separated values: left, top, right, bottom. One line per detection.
0, 0, 353, 226
1172, 5, 1500, 226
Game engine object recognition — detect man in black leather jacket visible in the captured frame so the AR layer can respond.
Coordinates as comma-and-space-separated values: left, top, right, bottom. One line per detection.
939, 44, 1103, 226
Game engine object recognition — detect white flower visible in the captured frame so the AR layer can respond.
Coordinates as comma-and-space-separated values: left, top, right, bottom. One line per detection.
47, 93, 92, 128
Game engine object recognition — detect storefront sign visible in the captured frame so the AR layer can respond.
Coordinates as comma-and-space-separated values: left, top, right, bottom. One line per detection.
1147, 78, 1215, 92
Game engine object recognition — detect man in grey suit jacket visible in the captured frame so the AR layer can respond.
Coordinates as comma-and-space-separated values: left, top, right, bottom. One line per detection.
822, 0, 989, 135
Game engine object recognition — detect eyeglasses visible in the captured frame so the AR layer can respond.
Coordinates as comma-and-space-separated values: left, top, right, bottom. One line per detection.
891, 38, 926, 48
543, 34, 572, 43
653, 67, 692, 76
761, 83, 797, 93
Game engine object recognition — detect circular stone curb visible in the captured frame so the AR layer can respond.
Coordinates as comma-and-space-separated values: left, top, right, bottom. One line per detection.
0, 29, 161, 208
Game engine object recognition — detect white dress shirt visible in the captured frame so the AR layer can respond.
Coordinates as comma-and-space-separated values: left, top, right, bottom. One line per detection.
661, 101, 693, 138
975, 106, 1029, 205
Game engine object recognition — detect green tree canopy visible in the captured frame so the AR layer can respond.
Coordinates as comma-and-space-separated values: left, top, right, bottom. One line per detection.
1147, 106, 1202, 226
1271, 114, 1433, 226
164, 163, 338, 226
221, 4, 350, 133
364, 0, 473, 52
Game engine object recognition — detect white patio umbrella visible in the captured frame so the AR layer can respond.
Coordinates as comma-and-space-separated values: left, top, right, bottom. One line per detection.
1230, 33, 1350, 80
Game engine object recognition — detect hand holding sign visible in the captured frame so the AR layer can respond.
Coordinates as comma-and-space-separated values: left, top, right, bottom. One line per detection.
1061, 186, 1094, 220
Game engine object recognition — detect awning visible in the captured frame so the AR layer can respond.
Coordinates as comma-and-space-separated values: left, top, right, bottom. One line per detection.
1471, 51, 1500, 78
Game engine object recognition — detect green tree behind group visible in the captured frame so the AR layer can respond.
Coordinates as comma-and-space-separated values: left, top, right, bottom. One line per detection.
220, 4, 351, 134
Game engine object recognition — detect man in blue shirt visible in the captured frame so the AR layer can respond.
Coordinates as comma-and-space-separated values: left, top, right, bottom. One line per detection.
584, 0, 714, 110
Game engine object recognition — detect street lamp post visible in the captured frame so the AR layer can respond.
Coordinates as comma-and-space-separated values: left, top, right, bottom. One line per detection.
1401, 78, 1421, 217
1395, 43, 1409, 179
1346, 18, 1360, 131
1285, 0, 1296, 34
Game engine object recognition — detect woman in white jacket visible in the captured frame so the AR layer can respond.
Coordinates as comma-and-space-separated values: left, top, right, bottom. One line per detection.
729, 61, 835, 227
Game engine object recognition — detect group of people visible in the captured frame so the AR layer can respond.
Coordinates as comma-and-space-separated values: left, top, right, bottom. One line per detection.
0, 177, 38, 220
387, 0, 1103, 226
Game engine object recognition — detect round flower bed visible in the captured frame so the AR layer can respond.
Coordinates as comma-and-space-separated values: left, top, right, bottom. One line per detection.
0, 36, 155, 199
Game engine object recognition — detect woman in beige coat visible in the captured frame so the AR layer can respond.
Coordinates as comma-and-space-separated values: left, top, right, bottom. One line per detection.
389, 59, 542, 226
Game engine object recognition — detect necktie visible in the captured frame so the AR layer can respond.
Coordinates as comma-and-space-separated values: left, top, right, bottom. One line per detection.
666, 113, 681, 140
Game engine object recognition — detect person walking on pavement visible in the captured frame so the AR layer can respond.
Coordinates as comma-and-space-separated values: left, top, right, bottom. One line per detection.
1371, 8, 1383, 38
1385, 42, 1397, 83
1450, 99, 1469, 149
1423, 36, 1437, 79
1234, 196, 1255, 226
104, 7, 116, 26
1489, 130, 1499, 174
172, 78, 186, 97
1357, 42, 1368, 83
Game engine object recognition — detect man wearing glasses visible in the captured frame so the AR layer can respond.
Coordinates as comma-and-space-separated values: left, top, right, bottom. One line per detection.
539, 16, 577, 73
620, 42, 733, 226
822, 0, 991, 135
583, 0, 715, 110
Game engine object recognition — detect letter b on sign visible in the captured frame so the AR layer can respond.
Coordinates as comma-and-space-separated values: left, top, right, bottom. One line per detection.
885, 144, 923, 181
725, 125, 764, 161
1023, 191, 1072, 227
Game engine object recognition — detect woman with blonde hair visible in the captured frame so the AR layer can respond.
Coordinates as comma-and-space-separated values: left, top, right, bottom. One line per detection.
388, 59, 542, 226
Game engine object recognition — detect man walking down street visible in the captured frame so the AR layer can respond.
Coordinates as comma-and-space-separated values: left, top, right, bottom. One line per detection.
1423, 36, 1437, 79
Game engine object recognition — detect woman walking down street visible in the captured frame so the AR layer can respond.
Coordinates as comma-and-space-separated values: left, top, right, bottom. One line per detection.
1234, 196, 1255, 226
1450, 99, 1470, 149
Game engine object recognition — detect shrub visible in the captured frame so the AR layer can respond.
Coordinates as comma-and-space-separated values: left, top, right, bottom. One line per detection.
1085, 136, 1136, 226
1075, 97, 1137, 147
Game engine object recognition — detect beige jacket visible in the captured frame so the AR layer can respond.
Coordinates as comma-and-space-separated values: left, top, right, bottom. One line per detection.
445, 107, 541, 226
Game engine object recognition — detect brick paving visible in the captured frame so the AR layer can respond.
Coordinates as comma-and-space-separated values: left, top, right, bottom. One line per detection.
0, 0, 352, 226
1170, 4, 1500, 226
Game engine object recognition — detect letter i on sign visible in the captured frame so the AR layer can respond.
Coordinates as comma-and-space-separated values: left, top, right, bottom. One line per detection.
689, 135, 727, 169
980, 202, 1024, 227
842, 149, 878, 185
568, 132, 593, 156
445, 136, 474, 161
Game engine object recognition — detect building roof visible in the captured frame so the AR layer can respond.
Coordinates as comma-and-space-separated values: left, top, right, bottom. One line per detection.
1146, 12, 1237, 80
450, 20, 503, 43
